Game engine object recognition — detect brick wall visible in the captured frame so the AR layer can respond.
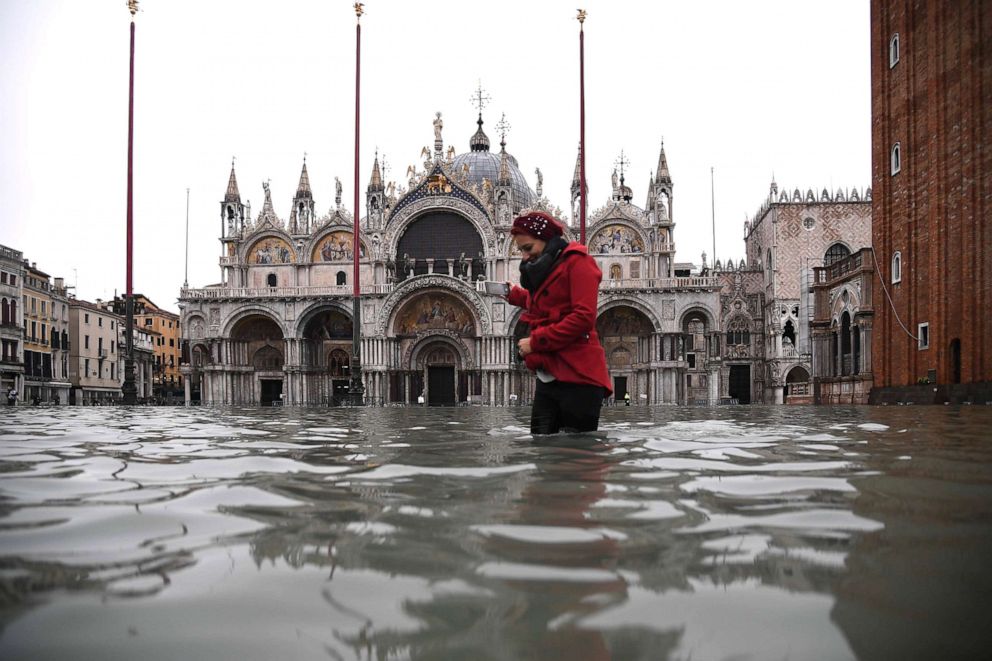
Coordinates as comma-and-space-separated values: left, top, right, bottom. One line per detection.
871, 0, 991, 388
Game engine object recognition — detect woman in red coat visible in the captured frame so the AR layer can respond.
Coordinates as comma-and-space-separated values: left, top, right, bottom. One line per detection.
506, 211, 613, 434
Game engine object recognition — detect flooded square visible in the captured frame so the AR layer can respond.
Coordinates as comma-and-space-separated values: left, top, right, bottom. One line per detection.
1, 405, 991, 660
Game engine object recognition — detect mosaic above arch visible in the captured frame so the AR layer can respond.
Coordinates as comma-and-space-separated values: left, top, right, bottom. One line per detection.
597, 305, 655, 337
312, 231, 367, 263
590, 224, 644, 255
248, 237, 295, 264
394, 292, 477, 337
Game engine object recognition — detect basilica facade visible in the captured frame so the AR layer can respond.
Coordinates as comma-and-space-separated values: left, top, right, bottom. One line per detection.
178, 115, 868, 407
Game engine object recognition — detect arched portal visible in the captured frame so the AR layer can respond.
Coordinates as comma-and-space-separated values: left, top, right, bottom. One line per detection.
415, 340, 460, 406
597, 305, 654, 402
388, 291, 479, 405
230, 315, 284, 405
301, 308, 353, 405
785, 365, 811, 404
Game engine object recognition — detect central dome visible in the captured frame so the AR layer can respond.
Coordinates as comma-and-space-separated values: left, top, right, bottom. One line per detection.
450, 117, 535, 213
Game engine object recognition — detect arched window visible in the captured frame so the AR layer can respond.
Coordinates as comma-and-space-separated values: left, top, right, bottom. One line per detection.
336, 271, 346, 286
266, 273, 277, 287
766, 248, 773, 276
841, 312, 852, 375
824, 243, 851, 267
889, 33, 900, 68
891, 251, 902, 283
1, 297, 8, 325
328, 349, 349, 377
252, 345, 283, 371
783, 319, 796, 351
725, 316, 750, 346
891, 142, 901, 175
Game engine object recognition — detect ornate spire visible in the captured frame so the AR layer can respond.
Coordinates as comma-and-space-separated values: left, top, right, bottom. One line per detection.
571, 143, 582, 191
369, 150, 383, 190
493, 113, 511, 184
224, 158, 241, 203
295, 158, 313, 199
655, 138, 671, 184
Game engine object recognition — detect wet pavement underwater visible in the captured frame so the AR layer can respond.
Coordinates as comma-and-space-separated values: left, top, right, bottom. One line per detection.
1, 405, 991, 660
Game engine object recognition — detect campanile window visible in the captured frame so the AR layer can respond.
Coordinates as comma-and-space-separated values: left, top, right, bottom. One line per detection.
889, 33, 900, 67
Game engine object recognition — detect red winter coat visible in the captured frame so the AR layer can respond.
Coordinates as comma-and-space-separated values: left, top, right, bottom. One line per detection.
508, 242, 613, 395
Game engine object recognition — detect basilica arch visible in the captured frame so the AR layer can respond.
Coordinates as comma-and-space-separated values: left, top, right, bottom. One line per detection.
219, 313, 287, 406
597, 304, 656, 402
297, 305, 355, 405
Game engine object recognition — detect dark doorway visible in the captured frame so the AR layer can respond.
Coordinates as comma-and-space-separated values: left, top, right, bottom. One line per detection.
332, 379, 350, 405
428, 366, 456, 406
950, 338, 962, 384
613, 376, 628, 403
260, 379, 283, 406
729, 365, 751, 404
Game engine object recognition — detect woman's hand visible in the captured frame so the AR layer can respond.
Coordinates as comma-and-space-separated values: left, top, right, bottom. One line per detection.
517, 337, 533, 357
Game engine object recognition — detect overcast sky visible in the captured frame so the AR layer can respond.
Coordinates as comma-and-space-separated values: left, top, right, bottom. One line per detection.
1, 0, 870, 314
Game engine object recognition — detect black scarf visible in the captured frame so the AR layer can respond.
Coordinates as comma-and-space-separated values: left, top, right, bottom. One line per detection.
519, 236, 568, 294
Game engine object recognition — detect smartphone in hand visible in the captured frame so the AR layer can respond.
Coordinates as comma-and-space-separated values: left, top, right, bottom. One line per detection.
480, 281, 510, 296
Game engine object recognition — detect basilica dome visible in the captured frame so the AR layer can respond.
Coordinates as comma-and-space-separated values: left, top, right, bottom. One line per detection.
450, 117, 535, 212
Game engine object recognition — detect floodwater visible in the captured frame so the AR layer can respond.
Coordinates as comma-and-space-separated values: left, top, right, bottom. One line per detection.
1, 405, 991, 660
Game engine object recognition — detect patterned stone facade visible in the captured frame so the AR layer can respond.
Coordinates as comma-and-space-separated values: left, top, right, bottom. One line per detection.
742, 181, 872, 403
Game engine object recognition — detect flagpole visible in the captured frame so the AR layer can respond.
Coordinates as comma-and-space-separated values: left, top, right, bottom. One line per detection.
711, 167, 716, 268
122, 0, 139, 405
184, 187, 190, 288
577, 10, 587, 245
349, 2, 366, 405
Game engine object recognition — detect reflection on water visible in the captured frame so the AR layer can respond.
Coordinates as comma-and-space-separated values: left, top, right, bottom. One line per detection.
1, 406, 991, 659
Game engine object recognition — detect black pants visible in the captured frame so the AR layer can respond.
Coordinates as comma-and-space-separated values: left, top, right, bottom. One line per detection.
530, 380, 606, 435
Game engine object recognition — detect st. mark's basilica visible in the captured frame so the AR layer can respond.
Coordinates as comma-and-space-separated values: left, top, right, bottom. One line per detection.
179, 110, 871, 407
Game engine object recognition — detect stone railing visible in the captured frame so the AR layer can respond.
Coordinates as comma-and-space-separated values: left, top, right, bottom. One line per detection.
602, 276, 720, 291
180, 283, 395, 300
181, 275, 720, 301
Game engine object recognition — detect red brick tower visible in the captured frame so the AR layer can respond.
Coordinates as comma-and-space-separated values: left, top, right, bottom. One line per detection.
870, 0, 991, 401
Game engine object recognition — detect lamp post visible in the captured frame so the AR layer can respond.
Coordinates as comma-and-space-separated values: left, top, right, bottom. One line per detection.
122, 0, 139, 405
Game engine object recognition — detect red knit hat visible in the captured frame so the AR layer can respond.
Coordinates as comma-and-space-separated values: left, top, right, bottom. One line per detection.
510, 211, 565, 241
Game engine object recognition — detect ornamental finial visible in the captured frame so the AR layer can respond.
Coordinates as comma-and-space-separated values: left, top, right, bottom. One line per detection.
128, 0, 139, 18
576, 9, 587, 24
354, 2, 364, 20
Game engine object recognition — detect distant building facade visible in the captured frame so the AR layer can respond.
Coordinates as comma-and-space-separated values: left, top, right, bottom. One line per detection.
0, 245, 24, 400
22, 261, 71, 404
112, 294, 183, 399
741, 181, 872, 403
69, 300, 122, 404
870, 0, 991, 402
